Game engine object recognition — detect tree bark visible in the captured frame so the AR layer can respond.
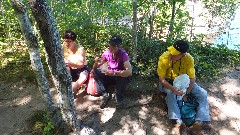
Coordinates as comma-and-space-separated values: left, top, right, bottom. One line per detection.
10, 0, 62, 128
147, 0, 155, 54
26, 0, 78, 132
167, 0, 176, 40
132, 0, 138, 63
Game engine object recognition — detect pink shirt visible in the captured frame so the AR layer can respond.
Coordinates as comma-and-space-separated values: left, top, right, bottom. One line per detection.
101, 48, 129, 72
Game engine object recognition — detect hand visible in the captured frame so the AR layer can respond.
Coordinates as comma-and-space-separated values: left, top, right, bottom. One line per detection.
102, 70, 114, 76
183, 94, 188, 101
94, 57, 101, 63
173, 88, 183, 96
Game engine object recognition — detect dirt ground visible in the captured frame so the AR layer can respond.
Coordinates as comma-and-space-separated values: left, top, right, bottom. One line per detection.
0, 67, 240, 135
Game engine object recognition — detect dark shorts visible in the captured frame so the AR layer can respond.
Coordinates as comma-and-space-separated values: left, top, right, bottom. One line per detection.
70, 65, 90, 82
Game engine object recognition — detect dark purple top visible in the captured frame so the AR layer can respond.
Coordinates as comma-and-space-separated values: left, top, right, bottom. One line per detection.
101, 48, 129, 72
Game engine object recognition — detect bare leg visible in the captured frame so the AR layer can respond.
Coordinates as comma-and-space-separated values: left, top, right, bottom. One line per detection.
72, 71, 88, 93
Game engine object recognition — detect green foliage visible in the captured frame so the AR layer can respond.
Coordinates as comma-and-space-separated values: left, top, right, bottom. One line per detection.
190, 42, 240, 81
29, 110, 56, 135
1, 0, 239, 82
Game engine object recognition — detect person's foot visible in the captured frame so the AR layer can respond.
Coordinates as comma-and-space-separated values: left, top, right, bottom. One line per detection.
99, 93, 111, 109
171, 119, 187, 135
191, 121, 202, 135
179, 124, 187, 135
172, 123, 186, 135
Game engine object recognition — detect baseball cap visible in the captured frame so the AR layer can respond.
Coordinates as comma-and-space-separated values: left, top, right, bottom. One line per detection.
168, 40, 189, 55
109, 35, 122, 46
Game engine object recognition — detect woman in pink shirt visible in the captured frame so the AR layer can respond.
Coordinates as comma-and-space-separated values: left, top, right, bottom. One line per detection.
93, 35, 132, 109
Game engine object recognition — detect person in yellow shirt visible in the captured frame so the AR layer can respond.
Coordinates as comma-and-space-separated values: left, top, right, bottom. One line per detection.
62, 30, 89, 95
157, 40, 210, 131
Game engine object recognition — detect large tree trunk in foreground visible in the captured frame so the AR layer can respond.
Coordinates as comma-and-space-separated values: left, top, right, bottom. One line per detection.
10, 0, 63, 127
26, 0, 78, 132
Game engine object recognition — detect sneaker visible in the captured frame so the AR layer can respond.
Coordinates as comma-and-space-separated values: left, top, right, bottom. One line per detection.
100, 93, 111, 109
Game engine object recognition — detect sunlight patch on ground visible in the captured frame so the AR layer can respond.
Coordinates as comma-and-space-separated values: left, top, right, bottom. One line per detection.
152, 126, 166, 135
111, 116, 145, 135
208, 77, 240, 134
13, 95, 32, 106
220, 78, 240, 95
209, 96, 240, 119
138, 106, 149, 119
230, 120, 240, 134
101, 108, 115, 123
138, 95, 152, 104
221, 100, 240, 119
151, 117, 167, 134
219, 129, 238, 135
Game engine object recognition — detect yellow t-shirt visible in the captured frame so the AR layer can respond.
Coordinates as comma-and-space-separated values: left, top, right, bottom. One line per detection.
157, 51, 195, 80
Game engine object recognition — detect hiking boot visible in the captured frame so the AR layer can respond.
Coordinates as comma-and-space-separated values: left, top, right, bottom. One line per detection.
172, 123, 187, 135
179, 124, 187, 135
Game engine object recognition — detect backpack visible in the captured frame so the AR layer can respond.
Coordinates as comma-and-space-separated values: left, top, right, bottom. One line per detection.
180, 93, 199, 127
86, 70, 105, 95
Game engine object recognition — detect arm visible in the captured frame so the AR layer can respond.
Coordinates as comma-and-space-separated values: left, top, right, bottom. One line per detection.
159, 76, 183, 96
102, 60, 132, 77
118, 60, 132, 77
93, 57, 106, 69
186, 78, 195, 94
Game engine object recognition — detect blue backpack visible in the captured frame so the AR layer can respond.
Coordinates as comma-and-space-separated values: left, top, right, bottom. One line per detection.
179, 94, 199, 127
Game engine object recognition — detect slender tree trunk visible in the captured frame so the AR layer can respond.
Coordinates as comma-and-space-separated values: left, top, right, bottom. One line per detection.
10, 0, 62, 128
148, 0, 155, 54
26, 0, 79, 132
167, 0, 176, 40
132, 0, 138, 63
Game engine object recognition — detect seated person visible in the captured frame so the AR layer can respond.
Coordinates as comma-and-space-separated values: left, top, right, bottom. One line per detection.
93, 35, 132, 108
157, 40, 210, 131
62, 30, 90, 95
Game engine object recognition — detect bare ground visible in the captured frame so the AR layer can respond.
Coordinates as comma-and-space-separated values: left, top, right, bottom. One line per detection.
0, 68, 240, 135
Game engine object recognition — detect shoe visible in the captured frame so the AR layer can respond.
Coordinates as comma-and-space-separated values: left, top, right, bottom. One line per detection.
100, 93, 111, 109
191, 122, 202, 134
179, 124, 187, 135
173, 123, 187, 135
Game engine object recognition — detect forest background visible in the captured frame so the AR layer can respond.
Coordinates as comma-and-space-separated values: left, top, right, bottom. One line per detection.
1, 0, 240, 134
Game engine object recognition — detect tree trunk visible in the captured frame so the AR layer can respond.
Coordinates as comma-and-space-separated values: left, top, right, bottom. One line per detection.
132, 0, 138, 63
147, 0, 155, 54
167, 0, 176, 40
10, 0, 62, 129
26, 0, 79, 132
